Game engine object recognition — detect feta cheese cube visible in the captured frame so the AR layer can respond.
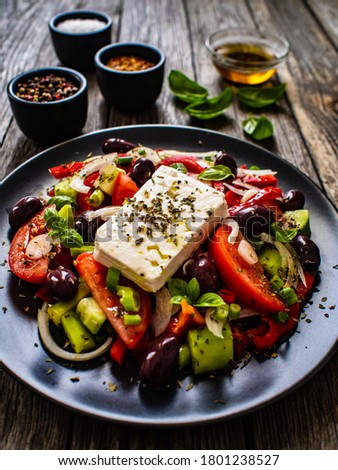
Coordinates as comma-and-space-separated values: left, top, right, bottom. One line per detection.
94, 165, 227, 292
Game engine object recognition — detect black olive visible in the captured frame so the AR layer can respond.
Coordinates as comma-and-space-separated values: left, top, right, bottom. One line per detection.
44, 266, 78, 301
139, 336, 179, 389
73, 212, 105, 243
292, 235, 321, 274
279, 189, 305, 211
214, 151, 237, 177
234, 205, 275, 238
130, 158, 155, 187
102, 138, 136, 154
8, 196, 43, 232
188, 256, 220, 294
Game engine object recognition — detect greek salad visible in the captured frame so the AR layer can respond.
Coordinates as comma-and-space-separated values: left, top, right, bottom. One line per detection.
7, 137, 321, 389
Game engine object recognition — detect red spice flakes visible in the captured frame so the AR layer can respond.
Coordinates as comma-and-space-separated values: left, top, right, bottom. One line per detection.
106, 55, 155, 71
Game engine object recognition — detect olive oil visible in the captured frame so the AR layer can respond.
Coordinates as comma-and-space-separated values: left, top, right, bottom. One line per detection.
214, 43, 277, 85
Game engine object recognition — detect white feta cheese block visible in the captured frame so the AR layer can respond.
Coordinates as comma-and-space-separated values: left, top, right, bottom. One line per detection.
94, 165, 227, 292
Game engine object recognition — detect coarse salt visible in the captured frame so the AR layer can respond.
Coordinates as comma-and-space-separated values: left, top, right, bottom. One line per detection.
57, 18, 107, 34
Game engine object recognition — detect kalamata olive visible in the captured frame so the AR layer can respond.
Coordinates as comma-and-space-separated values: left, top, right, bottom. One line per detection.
279, 189, 305, 211
9, 196, 43, 232
130, 158, 155, 187
73, 212, 105, 243
44, 266, 78, 301
292, 235, 321, 274
139, 336, 179, 389
234, 205, 274, 237
102, 138, 136, 154
214, 151, 237, 177
188, 256, 220, 294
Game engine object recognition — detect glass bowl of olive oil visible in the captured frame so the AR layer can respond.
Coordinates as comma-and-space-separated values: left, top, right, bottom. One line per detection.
205, 28, 290, 85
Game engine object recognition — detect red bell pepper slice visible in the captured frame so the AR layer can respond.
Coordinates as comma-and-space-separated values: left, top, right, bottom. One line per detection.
8, 207, 50, 284
213, 181, 226, 193
159, 155, 209, 174
225, 190, 242, 208
49, 161, 84, 179
243, 174, 278, 188
209, 225, 286, 313
76, 171, 100, 212
110, 336, 128, 366
228, 186, 283, 216
74, 252, 151, 349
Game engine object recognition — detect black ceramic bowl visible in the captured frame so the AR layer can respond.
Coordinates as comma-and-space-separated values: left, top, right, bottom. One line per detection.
95, 42, 166, 111
7, 67, 88, 145
49, 10, 112, 71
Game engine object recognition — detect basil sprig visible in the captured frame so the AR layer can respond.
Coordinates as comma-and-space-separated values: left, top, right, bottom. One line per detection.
168, 69, 208, 103
198, 164, 234, 181
44, 207, 83, 248
185, 88, 233, 120
242, 114, 274, 140
238, 83, 286, 108
168, 277, 225, 307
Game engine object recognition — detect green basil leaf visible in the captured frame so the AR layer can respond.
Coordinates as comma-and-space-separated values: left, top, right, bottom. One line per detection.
168, 278, 187, 297
186, 278, 200, 304
193, 292, 225, 307
170, 295, 190, 305
168, 69, 208, 103
238, 83, 286, 108
198, 165, 234, 181
44, 208, 66, 231
59, 229, 83, 248
242, 115, 274, 140
47, 195, 77, 210
170, 163, 188, 174
185, 88, 233, 120
271, 223, 299, 242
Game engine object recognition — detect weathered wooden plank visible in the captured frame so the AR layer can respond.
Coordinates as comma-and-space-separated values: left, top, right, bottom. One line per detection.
0, 368, 71, 450
307, 0, 338, 48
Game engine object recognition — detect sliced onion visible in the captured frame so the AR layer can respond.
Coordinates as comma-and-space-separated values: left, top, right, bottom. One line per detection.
223, 182, 246, 196
26, 234, 53, 260
128, 146, 161, 164
182, 258, 195, 276
223, 218, 240, 244
37, 303, 113, 362
238, 239, 258, 265
241, 188, 260, 203
69, 154, 118, 194
87, 206, 122, 221
151, 286, 175, 337
237, 168, 278, 177
285, 242, 307, 288
205, 308, 224, 338
232, 180, 262, 190
237, 308, 261, 318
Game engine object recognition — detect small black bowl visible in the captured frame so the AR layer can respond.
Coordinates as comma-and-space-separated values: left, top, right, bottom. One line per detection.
49, 10, 112, 71
95, 42, 166, 111
7, 67, 88, 145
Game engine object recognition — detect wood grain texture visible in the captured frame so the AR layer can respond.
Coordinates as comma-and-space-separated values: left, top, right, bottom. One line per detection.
0, 0, 337, 451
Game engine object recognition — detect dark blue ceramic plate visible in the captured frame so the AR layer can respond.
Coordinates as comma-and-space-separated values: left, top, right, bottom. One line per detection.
0, 125, 337, 426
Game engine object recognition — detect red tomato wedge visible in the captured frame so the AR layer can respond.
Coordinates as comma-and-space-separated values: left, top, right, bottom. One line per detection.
8, 208, 50, 284
112, 172, 139, 206
74, 252, 151, 349
209, 225, 286, 313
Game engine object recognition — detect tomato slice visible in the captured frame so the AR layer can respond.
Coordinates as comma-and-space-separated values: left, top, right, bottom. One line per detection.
112, 172, 139, 206
209, 225, 286, 313
8, 208, 50, 284
74, 252, 151, 349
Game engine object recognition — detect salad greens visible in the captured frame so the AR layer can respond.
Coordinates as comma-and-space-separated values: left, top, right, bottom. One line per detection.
242, 114, 274, 140
237, 83, 287, 108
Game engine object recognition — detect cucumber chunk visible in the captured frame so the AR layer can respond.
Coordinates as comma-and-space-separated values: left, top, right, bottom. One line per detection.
47, 282, 91, 326
58, 203, 74, 228
61, 310, 96, 353
258, 245, 283, 279
76, 297, 107, 334
284, 209, 310, 236
187, 323, 233, 375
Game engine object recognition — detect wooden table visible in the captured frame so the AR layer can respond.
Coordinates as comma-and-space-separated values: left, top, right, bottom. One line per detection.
1, 0, 337, 451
